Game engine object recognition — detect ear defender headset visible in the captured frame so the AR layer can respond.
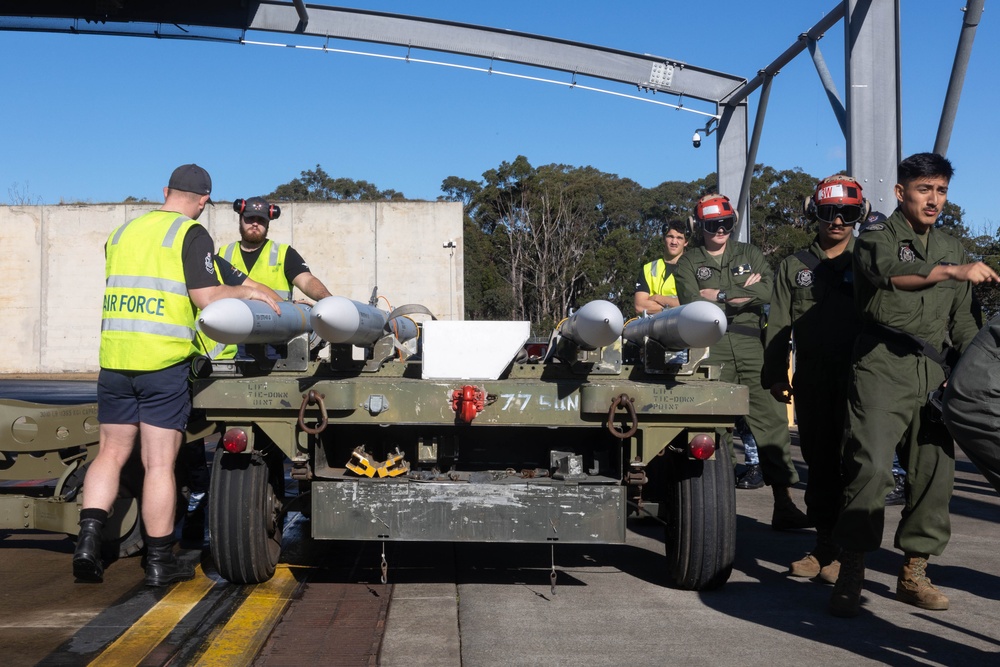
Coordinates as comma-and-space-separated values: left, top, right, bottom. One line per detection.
802, 175, 870, 226
233, 198, 281, 221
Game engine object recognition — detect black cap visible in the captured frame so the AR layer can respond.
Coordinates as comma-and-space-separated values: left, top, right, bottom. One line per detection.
168, 164, 213, 202
242, 196, 270, 220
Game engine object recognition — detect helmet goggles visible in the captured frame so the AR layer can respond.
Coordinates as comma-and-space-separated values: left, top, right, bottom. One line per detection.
816, 203, 865, 226
701, 215, 736, 235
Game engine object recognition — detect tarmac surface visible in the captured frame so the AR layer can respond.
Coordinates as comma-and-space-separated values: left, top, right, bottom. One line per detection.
377, 440, 1000, 667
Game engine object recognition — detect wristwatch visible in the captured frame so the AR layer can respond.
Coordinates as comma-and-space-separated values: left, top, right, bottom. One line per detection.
716, 291, 727, 304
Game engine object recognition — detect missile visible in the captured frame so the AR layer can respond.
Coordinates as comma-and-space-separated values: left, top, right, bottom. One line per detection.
623, 301, 727, 350
387, 315, 419, 344
559, 300, 625, 350
311, 296, 389, 345
197, 298, 312, 345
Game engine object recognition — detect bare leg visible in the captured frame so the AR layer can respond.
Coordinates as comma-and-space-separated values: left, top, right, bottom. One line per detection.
138, 423, 184, 538
82, 423, 139, 511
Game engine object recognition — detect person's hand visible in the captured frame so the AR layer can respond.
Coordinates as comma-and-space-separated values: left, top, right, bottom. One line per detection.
770, 381, 793, 404
699, 288, 721, 301
743, 272, 762, 287
249, 288, 281, 314
950, 262, 1000, 285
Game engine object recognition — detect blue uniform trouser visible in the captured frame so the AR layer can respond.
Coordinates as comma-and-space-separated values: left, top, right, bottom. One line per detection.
834, 337, 954, 556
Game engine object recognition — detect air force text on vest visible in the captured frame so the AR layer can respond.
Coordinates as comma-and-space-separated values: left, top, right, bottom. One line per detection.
103, 293, 166, 316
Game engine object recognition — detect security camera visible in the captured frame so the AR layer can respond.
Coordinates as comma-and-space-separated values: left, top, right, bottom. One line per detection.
692, 131, 701, 149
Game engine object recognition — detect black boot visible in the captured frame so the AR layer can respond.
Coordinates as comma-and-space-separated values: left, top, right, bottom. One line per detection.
73, 518, 105, 583
144, 535, 195, 587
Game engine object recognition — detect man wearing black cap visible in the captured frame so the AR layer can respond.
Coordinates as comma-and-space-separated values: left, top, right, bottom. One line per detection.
219, 196, 332, 303
73, 164, 279, 587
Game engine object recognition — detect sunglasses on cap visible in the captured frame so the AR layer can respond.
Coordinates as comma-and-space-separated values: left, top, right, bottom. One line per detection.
816, 204, 864, 225
701, 216, 735, 234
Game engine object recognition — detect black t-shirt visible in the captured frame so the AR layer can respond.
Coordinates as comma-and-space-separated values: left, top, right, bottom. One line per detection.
181, 224, 220, 290
238, 243, 310, 285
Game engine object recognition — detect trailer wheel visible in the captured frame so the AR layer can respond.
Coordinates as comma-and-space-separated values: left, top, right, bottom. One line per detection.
209, 449, 284, 584
663, 441, 736, 590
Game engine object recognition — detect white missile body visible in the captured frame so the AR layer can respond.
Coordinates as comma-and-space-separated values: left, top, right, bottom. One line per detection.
623, 301, 727, 349
197, 298, 312, 345
559, 300, 626, 350
311, 296, 389, 345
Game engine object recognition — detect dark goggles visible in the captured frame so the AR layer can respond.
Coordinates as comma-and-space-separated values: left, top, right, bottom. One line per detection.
701, 215, 735, 234
816, 203, 864, 225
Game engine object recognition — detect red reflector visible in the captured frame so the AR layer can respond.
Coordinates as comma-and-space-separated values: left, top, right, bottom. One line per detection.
221, 428, 248, 454
689, 433, 716, 460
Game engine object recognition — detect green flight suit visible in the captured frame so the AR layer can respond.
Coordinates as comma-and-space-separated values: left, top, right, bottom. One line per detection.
676, 241, 798, 488
942, 313, 1000, 497
834, 209, 979, 556
762, 236, 859, 530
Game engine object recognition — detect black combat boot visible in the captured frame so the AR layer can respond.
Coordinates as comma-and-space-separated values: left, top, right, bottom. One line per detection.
73, 518, 105, 583
144, 535, 195, 587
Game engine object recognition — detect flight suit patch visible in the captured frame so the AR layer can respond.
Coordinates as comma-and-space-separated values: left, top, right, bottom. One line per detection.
899, 245, 916, 262
696, 266, 713, 281
795, 269, 814, 287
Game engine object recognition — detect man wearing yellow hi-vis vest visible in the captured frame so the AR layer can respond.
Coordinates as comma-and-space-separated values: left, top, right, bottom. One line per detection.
74, 164, 279, 588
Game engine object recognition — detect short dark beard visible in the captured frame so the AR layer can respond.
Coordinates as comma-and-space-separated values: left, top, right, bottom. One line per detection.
239, 225, 267, 247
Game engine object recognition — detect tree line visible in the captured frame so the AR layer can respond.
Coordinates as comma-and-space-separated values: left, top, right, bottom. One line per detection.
270, 160, 1000, 330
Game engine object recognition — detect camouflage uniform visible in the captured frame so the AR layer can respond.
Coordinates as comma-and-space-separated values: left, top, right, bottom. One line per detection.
762, 236, 859, 530
676, 241, 798, 488
834, 209, 979, 556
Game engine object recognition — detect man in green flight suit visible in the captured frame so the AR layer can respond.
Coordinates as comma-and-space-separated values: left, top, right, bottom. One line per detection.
762, 175, 869, 585
675, 193, 809, 530
829, 152, 999, 618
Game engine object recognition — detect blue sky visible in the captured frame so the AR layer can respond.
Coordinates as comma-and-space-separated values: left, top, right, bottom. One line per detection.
2, 1, 998, 233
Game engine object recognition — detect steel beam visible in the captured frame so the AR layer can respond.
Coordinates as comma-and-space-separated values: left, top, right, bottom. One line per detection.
846, 0, 901, 216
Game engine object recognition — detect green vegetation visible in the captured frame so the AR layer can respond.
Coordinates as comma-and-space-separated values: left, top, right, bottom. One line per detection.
268, 158, 1000, 327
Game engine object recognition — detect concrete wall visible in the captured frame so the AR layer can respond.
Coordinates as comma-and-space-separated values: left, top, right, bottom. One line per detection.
0, 201, 463, 373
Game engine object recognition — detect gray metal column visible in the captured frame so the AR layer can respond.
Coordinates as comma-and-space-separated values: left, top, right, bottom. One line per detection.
934, 0, 986, 156
845, 0, 901, 216
716, 103, 749, 242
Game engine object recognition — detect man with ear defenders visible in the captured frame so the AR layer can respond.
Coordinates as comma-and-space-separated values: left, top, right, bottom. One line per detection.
198, 197, 333, 360
220, 196, 332, 303
762, 175, 868, 585
675, 193, 810, 531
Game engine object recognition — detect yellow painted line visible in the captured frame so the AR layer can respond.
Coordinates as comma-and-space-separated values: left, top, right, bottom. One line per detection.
87, 564, 217, 667
192, 565, 302, 667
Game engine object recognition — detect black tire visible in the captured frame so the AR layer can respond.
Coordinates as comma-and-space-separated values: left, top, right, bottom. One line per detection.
208, 449, 284, 584
663, 440, 736, 590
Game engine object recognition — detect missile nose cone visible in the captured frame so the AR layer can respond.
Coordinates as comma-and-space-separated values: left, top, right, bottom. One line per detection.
198, 298, 254, 344
569, 300, 625, 349
311, 296, 362, 344
676, 301, 727, 347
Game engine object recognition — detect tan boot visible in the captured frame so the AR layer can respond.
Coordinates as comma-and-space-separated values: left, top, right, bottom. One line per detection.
789, 554, 821, 577
790, 531, 839, 582
817, 560, 840, 585
896, 554, 949, 610
771, 486, 813, 531
829, 550, 865, 617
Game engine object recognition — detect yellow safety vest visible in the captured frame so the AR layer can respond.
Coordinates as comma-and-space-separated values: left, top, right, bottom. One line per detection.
194, 258, 237, 361
642, 258, 678, 298
100, 211, 199, 371
219, 240, 292, 300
